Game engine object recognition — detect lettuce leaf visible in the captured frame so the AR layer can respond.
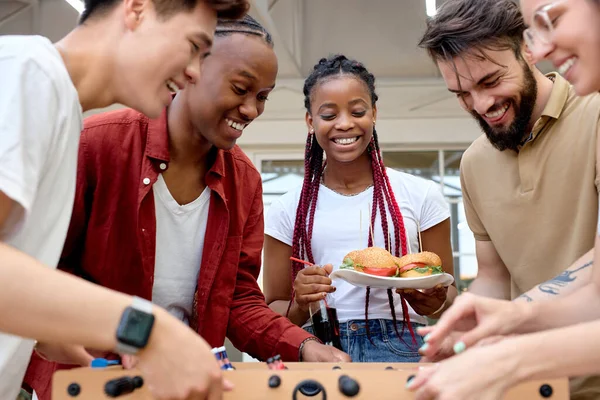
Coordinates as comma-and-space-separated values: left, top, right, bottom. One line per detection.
413, 265, 443, 274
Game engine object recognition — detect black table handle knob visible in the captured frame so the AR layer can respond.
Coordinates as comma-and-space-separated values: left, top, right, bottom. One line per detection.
104, 376, 144, 398
338, 375, 360, 397
539, 384, 554, 398
268, 375, 281, 388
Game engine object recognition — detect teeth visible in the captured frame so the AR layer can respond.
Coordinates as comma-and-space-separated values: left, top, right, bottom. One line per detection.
334, 137, 358, 145
166, 80, 179, 94
485, 103, 509, 119
558, 57, 577, 76
226, 118, 247, 131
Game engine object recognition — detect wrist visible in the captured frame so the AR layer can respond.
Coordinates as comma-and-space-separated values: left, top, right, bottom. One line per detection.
427, 299, 448, 319
298, 337, 321, 361
488, 341, 524, 391
515, 302, 537, 334
501, 337, 533, 387
290, 300, 311, 326
115, 296, 156, 355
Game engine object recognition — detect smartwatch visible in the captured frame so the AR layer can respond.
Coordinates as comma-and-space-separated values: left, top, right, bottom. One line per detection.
115, 296, 155, 355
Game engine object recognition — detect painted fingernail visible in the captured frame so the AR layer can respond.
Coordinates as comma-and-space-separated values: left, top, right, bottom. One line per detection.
405, 377, 414, 389
453, 341, 466, 354
419, 343, 429, 352
423, 333, 432, 342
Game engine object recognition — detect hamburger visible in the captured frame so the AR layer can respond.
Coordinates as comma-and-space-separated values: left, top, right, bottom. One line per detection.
394, 251, 443, 277
340, 247, 443, 278
340, 247, 399, 277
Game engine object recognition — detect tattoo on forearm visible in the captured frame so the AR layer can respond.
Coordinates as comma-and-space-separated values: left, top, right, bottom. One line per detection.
517, 293, 533, 302
538, 261, 593, 296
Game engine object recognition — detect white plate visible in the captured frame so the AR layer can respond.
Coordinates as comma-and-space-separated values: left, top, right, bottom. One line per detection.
330, 269, 454, 290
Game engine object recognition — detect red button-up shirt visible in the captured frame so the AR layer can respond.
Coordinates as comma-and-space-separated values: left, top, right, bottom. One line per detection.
25, 107, 312, 399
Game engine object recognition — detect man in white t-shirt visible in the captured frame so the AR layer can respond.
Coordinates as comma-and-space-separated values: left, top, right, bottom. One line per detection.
0, 1, 250, 399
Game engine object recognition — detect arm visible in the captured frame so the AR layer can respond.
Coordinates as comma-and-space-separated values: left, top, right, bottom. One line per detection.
263, 235, 312, 327
420, 218, 458, 317
511, 319, 600, 385
514, 235, 600, 333
408, 317, 600, 400
226, 182, 313, 361
467, 240, 511, 299
515, 248, 593, 303
57, 132, 94, 277
0, 193, 151, 350
459, 162, 511, 300
402, 218, 459, 318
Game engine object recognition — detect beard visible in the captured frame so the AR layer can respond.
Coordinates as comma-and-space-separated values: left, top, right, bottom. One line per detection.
471, 64, 538, 152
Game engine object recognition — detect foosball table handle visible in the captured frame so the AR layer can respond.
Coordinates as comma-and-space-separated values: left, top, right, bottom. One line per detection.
104, 375, 144, 398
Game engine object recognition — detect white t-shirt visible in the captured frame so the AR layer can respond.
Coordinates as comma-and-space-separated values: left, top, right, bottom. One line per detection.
0, 36, 83, 399
265, 168, 450, 326
152, 174, 211, 325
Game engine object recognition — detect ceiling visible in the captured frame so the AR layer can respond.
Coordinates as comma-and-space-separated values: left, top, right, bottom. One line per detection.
0, 0, 553, 129
0, 0, 448, 80
254, 0, 445, 79
0, 0, 553, 79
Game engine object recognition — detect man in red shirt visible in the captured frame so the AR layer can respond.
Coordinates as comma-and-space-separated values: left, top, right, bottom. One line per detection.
25, 16, 349, 400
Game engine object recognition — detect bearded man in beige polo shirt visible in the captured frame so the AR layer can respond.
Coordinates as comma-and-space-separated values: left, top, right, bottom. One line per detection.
418, 0, 600, 398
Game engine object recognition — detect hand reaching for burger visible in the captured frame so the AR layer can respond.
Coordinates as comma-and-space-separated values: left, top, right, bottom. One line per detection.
293, 264, 336, 312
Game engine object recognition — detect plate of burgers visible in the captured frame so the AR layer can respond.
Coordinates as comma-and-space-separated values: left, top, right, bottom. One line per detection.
329, 246, 454, 290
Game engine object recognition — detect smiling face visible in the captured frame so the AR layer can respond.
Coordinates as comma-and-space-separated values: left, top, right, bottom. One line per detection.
117, 0, 217, 118
306, 75, 377, 163
183, 33, 278, 150
520, 0, 600, 95
438, 48, 538, 151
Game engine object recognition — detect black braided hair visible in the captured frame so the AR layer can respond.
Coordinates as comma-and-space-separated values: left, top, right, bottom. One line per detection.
215, 15, 273, 47
303, 54, 378, 112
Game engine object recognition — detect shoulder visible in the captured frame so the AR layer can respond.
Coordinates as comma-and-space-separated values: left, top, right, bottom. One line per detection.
0, 35, 55, 65
564, 89, 600, 123
0, 36, 69, 94
461, 135, 493, 167
84, 107, 148, 131
81, 108, 149, 147
385, 168, 437, 193
225, 146, 260, 178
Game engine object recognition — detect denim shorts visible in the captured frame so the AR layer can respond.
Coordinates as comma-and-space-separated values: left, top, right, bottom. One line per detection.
305, 318, 425, 363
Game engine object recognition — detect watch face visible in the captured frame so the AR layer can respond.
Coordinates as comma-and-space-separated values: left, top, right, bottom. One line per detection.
116, 307, 155, 348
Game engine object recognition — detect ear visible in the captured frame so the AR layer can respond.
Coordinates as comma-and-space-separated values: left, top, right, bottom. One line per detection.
305, 112, 314, 133
372, 105, 378, 124
521, 42, 538, 66
123, 0, 148, 30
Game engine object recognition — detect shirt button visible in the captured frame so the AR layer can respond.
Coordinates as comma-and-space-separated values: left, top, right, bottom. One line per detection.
159, 163, 167, 170
143, 178, 150, 185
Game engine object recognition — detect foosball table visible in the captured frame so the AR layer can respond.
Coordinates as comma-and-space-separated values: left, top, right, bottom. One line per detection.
52, 362, 569, 399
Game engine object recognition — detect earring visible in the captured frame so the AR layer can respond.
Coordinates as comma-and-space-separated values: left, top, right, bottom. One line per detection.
309, 128, 314, 134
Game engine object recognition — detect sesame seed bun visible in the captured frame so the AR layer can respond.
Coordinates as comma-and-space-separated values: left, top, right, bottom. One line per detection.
343, 247, 397, 270
394, 252, 442, 269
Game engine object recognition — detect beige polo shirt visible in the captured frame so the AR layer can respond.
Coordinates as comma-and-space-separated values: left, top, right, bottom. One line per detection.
460, 73, 600, 298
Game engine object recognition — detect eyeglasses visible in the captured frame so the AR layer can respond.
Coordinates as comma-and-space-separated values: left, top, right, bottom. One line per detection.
523, 0, 567, 52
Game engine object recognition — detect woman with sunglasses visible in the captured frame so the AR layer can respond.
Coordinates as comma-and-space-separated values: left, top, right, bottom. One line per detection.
408, 1, 600, 399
